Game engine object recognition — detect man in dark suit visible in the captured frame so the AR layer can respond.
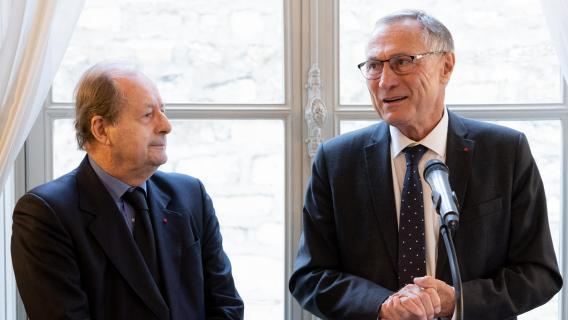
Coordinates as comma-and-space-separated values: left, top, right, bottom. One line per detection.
289, 9, 562, 320
11, 63, 244, 319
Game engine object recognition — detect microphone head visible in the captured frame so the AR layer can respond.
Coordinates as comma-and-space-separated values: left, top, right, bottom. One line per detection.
422, 159, 460, 231
424, 159, 448, 179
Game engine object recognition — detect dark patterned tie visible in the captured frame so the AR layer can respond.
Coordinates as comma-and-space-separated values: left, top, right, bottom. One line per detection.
398, 145, 428, 288
123, 187, 160, 285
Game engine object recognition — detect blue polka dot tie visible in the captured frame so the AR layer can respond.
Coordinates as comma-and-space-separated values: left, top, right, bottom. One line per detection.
398, 144, 428, 288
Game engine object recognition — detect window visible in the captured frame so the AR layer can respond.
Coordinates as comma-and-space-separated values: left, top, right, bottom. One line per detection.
52, 119, 286, 318
340, 119, 563, 319
52, 0, 284, 104
45, 0, 294, 318
340, 0, 562, 105
21, 0, 566, 319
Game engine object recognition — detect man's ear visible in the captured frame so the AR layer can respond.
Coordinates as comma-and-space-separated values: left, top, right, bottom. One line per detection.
90, 115, 111, 145
440, 52, 455, 85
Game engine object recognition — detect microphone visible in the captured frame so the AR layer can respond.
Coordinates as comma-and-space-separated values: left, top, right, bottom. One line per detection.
423, 159, 460, 231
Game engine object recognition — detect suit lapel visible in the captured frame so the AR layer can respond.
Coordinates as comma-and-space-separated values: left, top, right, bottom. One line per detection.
146, 179, 189, 312
77, 157, 169, 318
435, 112, 474, 280
364, 123, 399, 273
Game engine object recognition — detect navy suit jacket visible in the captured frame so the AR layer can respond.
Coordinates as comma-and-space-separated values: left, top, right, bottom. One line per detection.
12, 156, 244, 319
289, 111, 562, 319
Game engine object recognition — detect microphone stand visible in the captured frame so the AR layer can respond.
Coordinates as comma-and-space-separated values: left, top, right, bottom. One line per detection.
431, 191, 464, 320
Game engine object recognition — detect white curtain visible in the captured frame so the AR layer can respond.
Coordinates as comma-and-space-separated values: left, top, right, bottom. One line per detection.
540, 0, 568, 84
0, 0, 85, 193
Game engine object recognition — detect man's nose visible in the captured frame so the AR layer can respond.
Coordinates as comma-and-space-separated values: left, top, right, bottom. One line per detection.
157, 111, 172, 134
378, 63, 399, 88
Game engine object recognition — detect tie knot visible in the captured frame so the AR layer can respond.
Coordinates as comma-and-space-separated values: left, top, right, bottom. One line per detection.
403, 145, 427, 166
123, 187, 149, 211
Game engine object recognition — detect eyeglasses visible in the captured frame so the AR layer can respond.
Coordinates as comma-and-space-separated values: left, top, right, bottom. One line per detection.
357, 51, 446, 80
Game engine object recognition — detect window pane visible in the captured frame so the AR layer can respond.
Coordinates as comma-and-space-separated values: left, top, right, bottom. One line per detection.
53, 119, 86, 178
339, 119, 563, 319
163, 119, 285, 319
53, 0, 284, 104
340, 0, 561, 105
53, 119, 286, 319
339, 120, 378, 134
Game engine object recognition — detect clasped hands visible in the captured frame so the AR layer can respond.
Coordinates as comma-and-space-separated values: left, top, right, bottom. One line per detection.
379, 276, 455, 320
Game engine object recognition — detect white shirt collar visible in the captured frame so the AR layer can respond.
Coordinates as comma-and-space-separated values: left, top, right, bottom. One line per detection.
389, 107, 449, 159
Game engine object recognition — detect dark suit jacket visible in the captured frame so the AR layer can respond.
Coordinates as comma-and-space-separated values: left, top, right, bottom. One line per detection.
11, 156, 244, 320
289, 111, 562, 319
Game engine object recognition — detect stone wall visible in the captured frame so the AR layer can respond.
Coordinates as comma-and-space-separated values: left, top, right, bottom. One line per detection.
53, 0, 284, 104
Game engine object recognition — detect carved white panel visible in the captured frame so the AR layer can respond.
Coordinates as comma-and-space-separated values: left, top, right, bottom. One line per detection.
305, 63, 327, 158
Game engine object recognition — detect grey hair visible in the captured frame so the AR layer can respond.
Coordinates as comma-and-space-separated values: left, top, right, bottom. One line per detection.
374, 9, 454, 52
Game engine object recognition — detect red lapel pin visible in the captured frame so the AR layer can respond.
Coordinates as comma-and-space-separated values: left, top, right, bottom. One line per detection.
162, 218, 168, 224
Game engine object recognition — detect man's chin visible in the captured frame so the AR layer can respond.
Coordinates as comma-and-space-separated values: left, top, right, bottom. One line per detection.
381, 113, 401, 126
374, 104, 406, 123
148, 154, 168, 168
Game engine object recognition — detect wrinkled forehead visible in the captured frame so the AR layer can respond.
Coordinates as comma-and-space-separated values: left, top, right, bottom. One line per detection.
366, 19, 428, 59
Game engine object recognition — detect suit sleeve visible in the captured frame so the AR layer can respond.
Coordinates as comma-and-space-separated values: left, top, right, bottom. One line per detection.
11, 193, 91, 320
289, 144, 392, 319
197, 181, 244, 319
461, 133, 562, 319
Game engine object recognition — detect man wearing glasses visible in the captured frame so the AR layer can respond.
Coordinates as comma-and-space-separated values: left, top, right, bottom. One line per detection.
289, 9, 561, 320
